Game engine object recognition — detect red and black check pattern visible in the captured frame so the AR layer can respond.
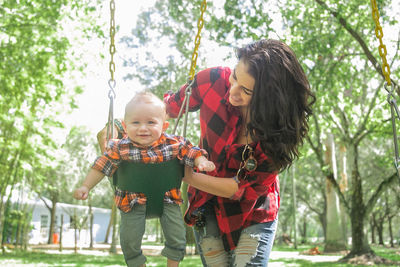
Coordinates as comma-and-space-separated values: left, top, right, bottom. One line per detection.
92, 133, 206, 213
165, 67, 280, 251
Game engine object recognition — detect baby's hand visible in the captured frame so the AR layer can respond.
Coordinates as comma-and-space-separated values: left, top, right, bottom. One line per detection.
73, 186, 90, 200
197, 160, 216, 172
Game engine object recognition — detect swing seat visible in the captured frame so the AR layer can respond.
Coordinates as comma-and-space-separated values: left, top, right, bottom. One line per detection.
114, 158, 184, 218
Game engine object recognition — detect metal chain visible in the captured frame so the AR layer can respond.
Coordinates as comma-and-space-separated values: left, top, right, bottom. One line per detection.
107, 0, 117, 143
371, 0, 400, 179
188, 0, 207, 81
173, 0, 207, 137
371, 0, 391, 86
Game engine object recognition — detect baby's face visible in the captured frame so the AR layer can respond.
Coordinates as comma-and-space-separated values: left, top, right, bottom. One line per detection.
124, 101, 166, 146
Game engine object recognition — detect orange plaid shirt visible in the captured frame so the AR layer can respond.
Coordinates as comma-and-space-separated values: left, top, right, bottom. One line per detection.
92, 133, 207, 213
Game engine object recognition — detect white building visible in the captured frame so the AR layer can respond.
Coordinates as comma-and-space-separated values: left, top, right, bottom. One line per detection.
7, 189, 112, 246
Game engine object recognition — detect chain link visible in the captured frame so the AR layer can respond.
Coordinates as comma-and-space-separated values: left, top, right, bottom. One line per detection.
109, 0, 116, 82
188, 0, 207, 81
370, 0, 391, 86
107, 0, 116, 143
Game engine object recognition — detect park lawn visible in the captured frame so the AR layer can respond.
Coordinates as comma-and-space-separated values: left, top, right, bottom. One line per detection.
0, 245, 398, 266
0, 250, 201, 266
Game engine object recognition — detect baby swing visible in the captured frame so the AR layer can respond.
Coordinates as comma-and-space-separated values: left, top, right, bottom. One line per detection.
104, 0, 207, 218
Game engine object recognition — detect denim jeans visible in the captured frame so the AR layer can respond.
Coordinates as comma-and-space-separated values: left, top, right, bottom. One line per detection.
194, 210, 278, 267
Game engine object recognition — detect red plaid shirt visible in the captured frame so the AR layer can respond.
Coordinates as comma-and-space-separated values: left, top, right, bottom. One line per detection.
164, 67, 280, 251
92, 133, 207, 212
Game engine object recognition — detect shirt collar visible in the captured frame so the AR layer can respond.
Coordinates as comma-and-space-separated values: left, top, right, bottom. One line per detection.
127, 133, 168, 149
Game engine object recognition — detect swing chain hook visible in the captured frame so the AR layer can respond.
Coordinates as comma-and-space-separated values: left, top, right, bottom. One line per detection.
385, 83, 400, 178
172, 79, 195, 137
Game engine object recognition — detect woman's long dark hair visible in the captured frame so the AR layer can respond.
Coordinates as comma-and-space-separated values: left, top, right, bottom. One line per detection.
237, 39, 316, 172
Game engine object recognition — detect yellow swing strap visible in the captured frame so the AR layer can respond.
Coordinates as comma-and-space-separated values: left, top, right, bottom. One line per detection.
370, 0, 400, 180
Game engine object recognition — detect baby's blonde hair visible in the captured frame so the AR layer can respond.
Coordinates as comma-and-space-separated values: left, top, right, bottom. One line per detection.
124, 91, 166, 119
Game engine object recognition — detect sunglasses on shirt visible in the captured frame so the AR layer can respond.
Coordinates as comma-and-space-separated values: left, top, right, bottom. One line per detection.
236, 144, 257, 180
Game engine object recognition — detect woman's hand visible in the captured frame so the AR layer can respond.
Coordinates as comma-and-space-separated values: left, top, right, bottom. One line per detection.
97, 124, 119, 153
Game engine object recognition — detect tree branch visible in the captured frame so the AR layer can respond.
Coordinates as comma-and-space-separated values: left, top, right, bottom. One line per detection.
354, 80, 383, 142
365, 172, 398, 217
314, 0, 399, 96
39, 196, 52, 211
297, 193, 324, 216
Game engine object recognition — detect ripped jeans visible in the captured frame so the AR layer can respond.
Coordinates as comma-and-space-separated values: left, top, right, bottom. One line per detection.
194, 210, 278, 267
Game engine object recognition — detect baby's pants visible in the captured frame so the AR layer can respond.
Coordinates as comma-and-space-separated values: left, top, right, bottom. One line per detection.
119, 203, 186, 267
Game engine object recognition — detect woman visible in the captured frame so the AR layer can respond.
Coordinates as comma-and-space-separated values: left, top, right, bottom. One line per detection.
164, 39, 315, 266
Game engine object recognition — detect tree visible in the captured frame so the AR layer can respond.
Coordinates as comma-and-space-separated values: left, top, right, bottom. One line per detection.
0, 0, 103, 247
284, 0, 399, 262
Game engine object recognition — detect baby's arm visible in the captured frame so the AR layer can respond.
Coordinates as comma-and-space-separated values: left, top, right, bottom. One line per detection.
73, 169, 105, 200
194, 155, 216, 172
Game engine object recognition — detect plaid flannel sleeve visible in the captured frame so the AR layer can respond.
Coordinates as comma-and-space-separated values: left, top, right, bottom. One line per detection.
175, 136, 208, 167
91, 139, 121, 177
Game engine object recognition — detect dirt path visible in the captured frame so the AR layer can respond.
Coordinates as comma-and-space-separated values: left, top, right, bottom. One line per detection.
269, 250, 342, 266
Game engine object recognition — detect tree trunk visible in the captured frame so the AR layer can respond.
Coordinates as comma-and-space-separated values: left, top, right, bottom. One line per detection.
47, 197, 57, 244
384, 193, 394, 248
318, 211, 327, 242
370, 216, 376, 244
377, 219, 384, 245
104, 210, 112, 243
348, 148, 371, 255
324, 134, 346, 252
300, 217, 307, 244
59, 214, 63, 252
15, 214, 22, 247
292, 165, 297, 249
22, 220, 29, 251
339, 144, 348, 245
0, 199, 4, 251
109, 202, 118, 254
0, 171, 19, 250
74, 212, 78, 254
388, 216, 394, 247
156, 219, 161, 242
89, 201, 93, 249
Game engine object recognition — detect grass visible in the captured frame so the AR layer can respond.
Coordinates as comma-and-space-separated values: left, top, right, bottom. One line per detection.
0, 245, 398, 266
0, 250, 202, 267
373, 245, 400, 262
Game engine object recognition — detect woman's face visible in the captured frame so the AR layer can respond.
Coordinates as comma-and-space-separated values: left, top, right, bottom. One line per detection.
228, 60, 255, 108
